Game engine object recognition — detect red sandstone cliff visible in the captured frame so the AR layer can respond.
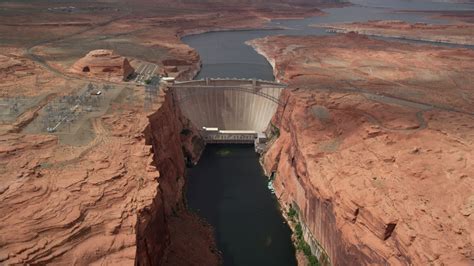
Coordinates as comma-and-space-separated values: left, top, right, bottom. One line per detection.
0, 88, 218, 265
254, 34, 474, 265
138, 90, 216, 265
0, 114, 160, 264
264, 89, 473, 265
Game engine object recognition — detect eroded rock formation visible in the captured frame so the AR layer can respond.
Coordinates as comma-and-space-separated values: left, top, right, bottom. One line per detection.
251, 34, 474, 265
0, 53, 29, 88
264, 89, 473, 265
70, 50, 134, 82
0, 54, 23, 73
0, 88, 217, 265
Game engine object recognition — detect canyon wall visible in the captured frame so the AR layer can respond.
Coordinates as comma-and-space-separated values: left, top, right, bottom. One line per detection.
0, 113, 162, 264
252, 35, 473, 265
139, 89, 215, 265
0, 87, 216, 265
264, 89, 386, 265
264, 87, 474, 265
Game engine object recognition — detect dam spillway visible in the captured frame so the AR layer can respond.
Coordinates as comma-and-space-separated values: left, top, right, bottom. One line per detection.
170, 78, 285, 142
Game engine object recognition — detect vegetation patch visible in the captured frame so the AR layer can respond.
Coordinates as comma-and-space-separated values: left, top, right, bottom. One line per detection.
180, 128, 192, 136
287, 205, 321, 266
287, 205, 298, 222
270, 123, 280, 138
216, 148, 231, 157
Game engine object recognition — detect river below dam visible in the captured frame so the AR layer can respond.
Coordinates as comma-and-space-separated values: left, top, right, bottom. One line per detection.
182, 1, 474, 265
186, 145, 295, 265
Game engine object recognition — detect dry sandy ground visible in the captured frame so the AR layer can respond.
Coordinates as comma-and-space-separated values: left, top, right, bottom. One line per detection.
2, 0, 473, 264
249, 33, 474, 113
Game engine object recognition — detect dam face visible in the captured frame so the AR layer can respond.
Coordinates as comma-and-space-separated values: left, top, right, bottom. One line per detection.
171, 78, 285, 142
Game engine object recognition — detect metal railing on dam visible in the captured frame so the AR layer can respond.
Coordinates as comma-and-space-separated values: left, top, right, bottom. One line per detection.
169, 78, 286, 136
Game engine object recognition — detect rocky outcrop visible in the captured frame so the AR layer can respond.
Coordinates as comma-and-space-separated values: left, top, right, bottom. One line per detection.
0, 118, 156, 264
264, 89, 474, 265
70, 50, 134, 82
144, 90, 204, 216
0, 88, 216, 265
0, 53, 38, 87
0, 54, 23, 73
253, 34, 474, 265
137, 89, 208, 265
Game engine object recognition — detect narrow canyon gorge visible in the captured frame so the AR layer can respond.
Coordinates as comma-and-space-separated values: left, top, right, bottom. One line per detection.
1, 0, 473, 265
0, 83, 222, 265
138, 90, 221, 265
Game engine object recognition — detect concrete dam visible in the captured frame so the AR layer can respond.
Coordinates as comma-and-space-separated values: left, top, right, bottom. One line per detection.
170, 78, 286, 144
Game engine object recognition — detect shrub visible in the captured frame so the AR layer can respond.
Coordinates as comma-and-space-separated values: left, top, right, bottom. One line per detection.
308, 255, 320, 266
295, 223, 303, 240
271, 123, 280, 137
180, 128, 192, 136
294, 221, 322, 266
287, 205, 298, 220
301, 242, 312, 256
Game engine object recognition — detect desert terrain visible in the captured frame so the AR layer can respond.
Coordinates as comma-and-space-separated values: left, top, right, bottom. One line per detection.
315, 9, 474, 46
406, 10, 474, 23
1, 0, 474, 265
249, 33, 474, 265
318, 20, 474, 45
0, 0, 337, 264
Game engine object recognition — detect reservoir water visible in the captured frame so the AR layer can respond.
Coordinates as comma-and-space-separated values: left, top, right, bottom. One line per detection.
183, 2, 473, 80
183, 1, 474, 265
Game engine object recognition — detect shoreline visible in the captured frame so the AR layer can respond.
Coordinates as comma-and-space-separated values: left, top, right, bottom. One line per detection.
245, 38, 280, 82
